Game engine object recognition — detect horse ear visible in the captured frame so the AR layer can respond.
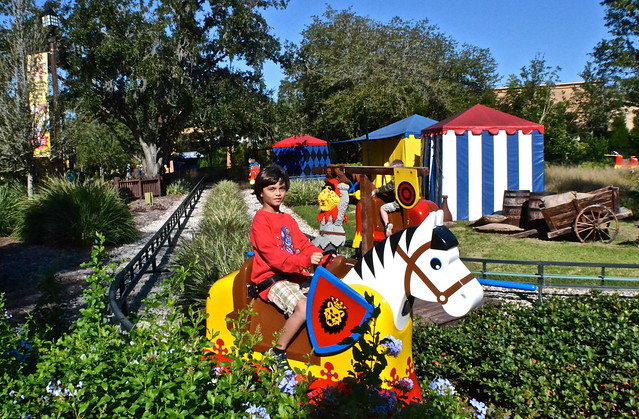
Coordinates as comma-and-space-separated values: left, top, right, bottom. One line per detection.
435, 210, 444, 226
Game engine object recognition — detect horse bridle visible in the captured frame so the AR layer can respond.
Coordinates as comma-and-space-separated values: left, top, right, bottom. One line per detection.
395, 242, 474, 305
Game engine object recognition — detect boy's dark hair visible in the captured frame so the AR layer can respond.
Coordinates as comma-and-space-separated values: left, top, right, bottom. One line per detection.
253, 164, 290, 204
390, 159, 404, 167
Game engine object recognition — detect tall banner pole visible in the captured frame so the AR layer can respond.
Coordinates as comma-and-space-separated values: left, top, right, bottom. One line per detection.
28, 52, 51, 158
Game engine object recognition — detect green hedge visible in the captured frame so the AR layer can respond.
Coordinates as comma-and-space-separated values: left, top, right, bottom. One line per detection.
413, 292, 639, 417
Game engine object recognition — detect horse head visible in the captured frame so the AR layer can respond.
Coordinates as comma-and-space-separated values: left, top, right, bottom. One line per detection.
343, 210, 483, 328
399, 210, 484, 318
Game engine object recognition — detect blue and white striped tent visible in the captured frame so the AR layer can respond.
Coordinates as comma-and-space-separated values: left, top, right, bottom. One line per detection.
421, 104, 545, 221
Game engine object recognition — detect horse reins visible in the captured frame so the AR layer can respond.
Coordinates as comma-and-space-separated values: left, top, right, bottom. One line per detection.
395, 242, 475, 305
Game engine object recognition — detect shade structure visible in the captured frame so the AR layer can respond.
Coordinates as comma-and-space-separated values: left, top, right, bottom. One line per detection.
334, 114, 438, 168
271, 134, 331, 178
421, 104, 545, 221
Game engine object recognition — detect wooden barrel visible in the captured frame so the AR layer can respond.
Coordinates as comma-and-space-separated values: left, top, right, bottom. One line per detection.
523, 191, 548, 230
527, 192, 547, 220
502, 190, 530, 227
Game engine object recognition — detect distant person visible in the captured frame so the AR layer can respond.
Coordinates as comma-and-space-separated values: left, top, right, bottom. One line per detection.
250, 164, 323, 371
248, 158, 261, 185
372, 159, 404, 237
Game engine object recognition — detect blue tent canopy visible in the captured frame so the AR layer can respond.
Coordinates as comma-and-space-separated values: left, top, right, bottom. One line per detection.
333, 114, 438, 144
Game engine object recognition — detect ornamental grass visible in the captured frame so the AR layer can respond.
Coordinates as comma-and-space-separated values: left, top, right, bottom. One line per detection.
0, 180, 25, 236
15, 177, 137, 248
285, 179, 325, 207
171, 180, 251, 309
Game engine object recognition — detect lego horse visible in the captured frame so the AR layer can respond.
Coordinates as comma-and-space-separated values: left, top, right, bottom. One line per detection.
205, 210, 483, 399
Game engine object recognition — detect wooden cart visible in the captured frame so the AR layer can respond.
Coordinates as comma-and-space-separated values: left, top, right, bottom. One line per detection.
539, 186, 633, 243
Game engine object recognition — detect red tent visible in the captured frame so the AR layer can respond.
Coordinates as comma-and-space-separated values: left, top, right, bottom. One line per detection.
271, 134, 331, 177
422, 104, 545, 136
420, 104, 545, 221
271, 134, 327, 148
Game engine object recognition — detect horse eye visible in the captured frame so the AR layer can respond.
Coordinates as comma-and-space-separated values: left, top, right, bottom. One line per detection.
430, 258, 442, 270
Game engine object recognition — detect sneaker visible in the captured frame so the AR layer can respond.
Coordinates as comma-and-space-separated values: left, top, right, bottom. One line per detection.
385, 223, 393, 237
267, 348, 292, 372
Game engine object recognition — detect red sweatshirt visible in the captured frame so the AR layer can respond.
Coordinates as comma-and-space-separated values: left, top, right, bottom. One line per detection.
250, 209, 321, 301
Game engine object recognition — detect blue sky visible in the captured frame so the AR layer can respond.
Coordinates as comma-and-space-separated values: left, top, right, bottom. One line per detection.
262, 0, 609, 90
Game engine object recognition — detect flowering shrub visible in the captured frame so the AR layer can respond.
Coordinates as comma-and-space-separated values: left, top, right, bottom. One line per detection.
0, 236, 495, 417
428, 376, 457, 396
0, 236, 303, 417
380, 335, 402, 357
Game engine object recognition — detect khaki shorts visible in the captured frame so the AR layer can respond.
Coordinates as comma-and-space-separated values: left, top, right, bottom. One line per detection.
267, 279, 309, 316
382, 201, 400, 213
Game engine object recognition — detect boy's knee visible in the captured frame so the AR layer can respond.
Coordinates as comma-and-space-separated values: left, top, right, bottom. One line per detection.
295, 298, 306, 313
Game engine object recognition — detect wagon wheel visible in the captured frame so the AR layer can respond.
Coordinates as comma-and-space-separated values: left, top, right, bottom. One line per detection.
573, 204, 619, 243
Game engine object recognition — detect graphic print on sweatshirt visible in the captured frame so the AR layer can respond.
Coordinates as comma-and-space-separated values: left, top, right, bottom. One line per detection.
280, 225, 296, 254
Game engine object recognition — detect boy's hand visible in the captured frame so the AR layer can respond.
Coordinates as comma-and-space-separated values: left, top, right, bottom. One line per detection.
310, 252, 323, 265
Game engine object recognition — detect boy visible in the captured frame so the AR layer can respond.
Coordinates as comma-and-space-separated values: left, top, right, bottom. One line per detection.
371, 159, 404, 237
250, 165, 323, 371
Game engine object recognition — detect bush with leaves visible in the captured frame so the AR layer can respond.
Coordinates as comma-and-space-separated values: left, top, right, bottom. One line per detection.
165, 178, 193, 196
284, 179, 324, 207
413, 292, 639, 417
16, 177, 137, 248
0, 235, 306, 417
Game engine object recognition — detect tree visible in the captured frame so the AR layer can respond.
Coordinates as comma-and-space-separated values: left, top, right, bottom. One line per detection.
592, 0, 639, 106
0, 0, 49, 197
498, 54, 580, 163
498, 54, 560, 124
279, 8, 499, 141
63, 111, 135, 176
60, 0, 286, 177
572, 62, 622, 139
567, 62, 626, 161
190, 71, 280, 169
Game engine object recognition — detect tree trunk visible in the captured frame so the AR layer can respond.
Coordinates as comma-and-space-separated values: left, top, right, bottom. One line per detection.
140, 139, 160, 177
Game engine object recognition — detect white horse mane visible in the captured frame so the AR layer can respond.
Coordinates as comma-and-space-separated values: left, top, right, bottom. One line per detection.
343, 210, 483, 330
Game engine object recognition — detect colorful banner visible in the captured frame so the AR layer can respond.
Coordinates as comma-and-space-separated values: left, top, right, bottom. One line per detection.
27, 52, 50, 158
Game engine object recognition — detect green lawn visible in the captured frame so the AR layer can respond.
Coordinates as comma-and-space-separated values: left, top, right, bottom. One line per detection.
293, 204, 639, 282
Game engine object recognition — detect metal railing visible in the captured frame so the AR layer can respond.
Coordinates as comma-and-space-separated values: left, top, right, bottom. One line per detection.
462, 257, 639, 301
108, 178, 206, 331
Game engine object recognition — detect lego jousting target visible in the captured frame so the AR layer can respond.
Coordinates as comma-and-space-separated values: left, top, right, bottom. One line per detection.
394, 168, 419, 209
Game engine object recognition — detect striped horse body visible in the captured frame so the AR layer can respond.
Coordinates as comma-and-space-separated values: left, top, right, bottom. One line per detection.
205, 210, 483, 401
